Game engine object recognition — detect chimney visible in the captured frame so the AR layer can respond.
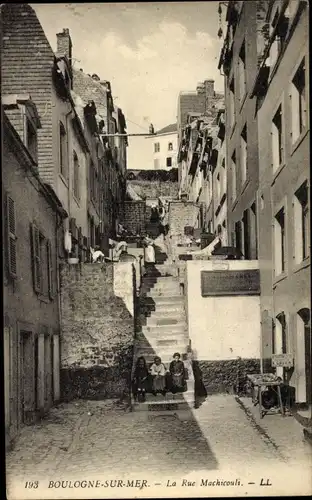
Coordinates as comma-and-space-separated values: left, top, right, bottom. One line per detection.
204, 79, 215, 97
56, 28, 72, 67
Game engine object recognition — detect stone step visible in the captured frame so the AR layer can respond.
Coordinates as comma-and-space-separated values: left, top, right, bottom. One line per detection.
146, 312, 186, 322
132, 390, 194, 412
152, 295, 184, 304
146, 316, 185, 327
135, 343, 188, 355
148, 290, 182, 298
152, 303, 185, 313
151, 278, 180, 286
142, 306, 185, 317
136, 335, 189, 347
141, 324, 187, 335
134, 343, 189, 355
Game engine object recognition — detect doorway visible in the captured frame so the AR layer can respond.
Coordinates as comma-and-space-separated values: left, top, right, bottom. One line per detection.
297, 309, 311, 405
20, 331, 35, 424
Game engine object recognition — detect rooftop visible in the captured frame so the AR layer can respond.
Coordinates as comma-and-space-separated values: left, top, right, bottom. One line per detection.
155, 123, 177, 135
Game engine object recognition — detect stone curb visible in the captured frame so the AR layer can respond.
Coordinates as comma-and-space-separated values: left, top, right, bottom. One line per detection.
235, 395, 288, 463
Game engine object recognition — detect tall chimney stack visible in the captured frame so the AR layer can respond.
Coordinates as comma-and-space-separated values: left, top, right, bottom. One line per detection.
204, 79, 215, 97
56, 28, 72, 68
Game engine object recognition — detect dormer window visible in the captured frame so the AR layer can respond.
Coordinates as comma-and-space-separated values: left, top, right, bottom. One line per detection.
24, 114, 38, 162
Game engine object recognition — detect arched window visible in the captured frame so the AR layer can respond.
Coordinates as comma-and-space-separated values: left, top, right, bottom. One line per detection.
73, 151, 80, 200
168, 142, 173, 151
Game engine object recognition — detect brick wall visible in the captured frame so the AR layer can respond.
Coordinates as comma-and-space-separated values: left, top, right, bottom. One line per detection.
123, 201, 146, 235
60, 262, 134, 400
1, 4, 55, 185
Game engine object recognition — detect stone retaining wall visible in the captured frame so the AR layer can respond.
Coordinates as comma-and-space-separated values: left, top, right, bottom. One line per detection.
194, 359, 261, 395
60, 262, 135, 401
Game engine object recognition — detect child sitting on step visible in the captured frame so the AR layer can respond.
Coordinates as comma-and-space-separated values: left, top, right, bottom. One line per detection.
150, 356, 167, 396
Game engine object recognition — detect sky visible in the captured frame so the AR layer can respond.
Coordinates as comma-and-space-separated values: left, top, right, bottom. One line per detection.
32, 2, 225, 169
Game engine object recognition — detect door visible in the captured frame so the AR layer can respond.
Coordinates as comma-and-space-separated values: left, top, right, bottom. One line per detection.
304, 321, 311, 404
20, 331, 35, 424
297, 309, 311, 404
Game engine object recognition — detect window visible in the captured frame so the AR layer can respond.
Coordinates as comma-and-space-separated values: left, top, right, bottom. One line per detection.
26, 118, 38, 162
251, 202, 258, 259
273, 312, 288, 379
221, 158, 226, 195
294, 181, 309, 262
5, 194, 17, 279
286, 0, 300, 21
166, 157, 172, 168
89, 160, 97, 203
240, 125, 247, 185
154, 159, 160, 170
229, 77, 235, 129
154, 142, 160, 153
291, 59, 306, 143
274, 207, 286, 275
30, 224, 54, 299
231, 151, 237, 202
235, 221, 242, 253
39, 233, 49, 297
271, 105, 283, 171
216, 173, 221, 203
243, 210, 250, 259
73, 151, 80, 200
59, 121, 68, 179
269, 10, 281, 69
238, 41, 246, 101
168, 142, 173, 151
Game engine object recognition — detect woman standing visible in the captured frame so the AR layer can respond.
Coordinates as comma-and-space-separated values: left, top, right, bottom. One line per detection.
132, 357, 150, 402
169, 353, 186, 393
143, 235, 155, 274
150, 357, 167, 396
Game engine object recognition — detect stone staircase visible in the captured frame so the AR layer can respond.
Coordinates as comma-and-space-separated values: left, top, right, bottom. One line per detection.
132, 247, 194, 415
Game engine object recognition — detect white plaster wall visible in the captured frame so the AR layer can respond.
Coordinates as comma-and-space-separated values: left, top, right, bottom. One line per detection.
186, 260, 261, 361
152, 132, 178, 170
113, 262, 135, 316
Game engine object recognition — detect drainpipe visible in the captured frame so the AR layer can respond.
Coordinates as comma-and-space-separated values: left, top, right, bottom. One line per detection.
55, 211, 64, 403
64, 108, 73, 221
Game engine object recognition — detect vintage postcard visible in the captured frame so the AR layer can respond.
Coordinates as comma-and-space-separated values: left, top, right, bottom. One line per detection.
3, 1, 311, 499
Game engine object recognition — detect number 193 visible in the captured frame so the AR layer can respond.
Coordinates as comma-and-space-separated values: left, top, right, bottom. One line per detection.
25, 481, 39, 489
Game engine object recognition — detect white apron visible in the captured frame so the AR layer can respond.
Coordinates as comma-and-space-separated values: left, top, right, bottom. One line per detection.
144, 244, 155, 264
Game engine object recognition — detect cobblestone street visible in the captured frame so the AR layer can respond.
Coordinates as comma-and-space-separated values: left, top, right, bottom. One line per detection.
6, 395, 312, 499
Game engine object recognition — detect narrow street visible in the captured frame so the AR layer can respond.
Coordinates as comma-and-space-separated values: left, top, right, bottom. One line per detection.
6, 395, 311, 498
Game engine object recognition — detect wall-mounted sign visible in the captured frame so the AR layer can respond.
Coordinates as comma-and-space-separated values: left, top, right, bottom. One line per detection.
271, 354, 294, 368
201, 269, 260, 297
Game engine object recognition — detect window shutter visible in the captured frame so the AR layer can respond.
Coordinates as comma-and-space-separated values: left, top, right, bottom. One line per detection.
6, 194, 17, 278
47, 240, 54, 300
30, 223, 41, 293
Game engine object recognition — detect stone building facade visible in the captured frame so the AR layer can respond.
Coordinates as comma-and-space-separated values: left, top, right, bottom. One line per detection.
218, 1, 268, 259
1, 5, 127, 259
213, 110, 228, 245
72, 67, 128, 249
1, 5, 96, 252
146, 123, 178, 170
252, 0, 310, 405
177, 80, 224, 192
3, 108, 67, 450
177, 102, 225, 234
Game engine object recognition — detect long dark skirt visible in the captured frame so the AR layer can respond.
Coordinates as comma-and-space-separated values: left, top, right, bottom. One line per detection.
132, 376, 151, 398
152, 375, 166, 393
